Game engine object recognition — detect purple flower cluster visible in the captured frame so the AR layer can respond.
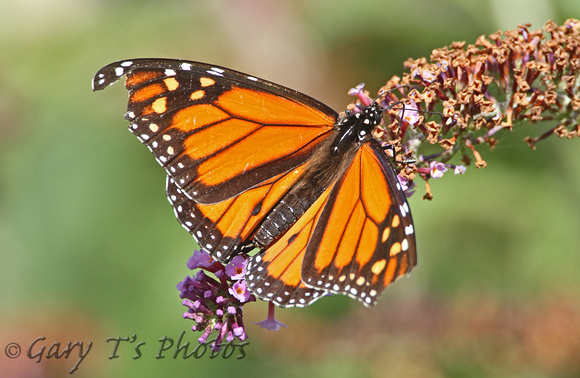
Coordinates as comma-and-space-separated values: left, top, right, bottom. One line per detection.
177, 250, 255, 350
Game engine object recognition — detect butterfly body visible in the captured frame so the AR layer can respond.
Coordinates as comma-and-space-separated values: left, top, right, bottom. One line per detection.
93, 58, 416, 308
251, 104, 382, 249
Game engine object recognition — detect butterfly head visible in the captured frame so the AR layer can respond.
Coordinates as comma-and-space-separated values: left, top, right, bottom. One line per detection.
332, 102, 384, 154
358, 102, 385, 140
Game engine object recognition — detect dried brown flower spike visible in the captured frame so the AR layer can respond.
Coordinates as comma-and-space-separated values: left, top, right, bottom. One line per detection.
349, 19, 579, 198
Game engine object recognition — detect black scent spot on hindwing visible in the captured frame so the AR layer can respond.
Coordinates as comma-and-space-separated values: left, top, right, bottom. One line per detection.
252, 201, 263, 216
287, 232, 298, 245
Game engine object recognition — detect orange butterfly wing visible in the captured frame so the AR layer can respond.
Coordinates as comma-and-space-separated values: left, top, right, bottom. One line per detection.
301, 141, 416, 307
245, 186, 333, 307
246, 140, 416, 307
93, 59, 337, 260
165, 162, 308, 261
94, 59, 336, 204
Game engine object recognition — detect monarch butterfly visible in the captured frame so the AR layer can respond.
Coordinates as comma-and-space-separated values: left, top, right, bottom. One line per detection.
93, 59, 416, 308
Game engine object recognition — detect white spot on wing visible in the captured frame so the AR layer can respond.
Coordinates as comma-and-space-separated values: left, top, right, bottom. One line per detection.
400, 204, 407, 217
207, 69, 223, 77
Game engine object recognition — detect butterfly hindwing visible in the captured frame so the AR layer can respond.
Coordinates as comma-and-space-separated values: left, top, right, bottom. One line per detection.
166, 161, 309, 261
245, 140, 416, 307
93, 59, 337, 204
300, 141, 416, 307
245, 186, 334, 307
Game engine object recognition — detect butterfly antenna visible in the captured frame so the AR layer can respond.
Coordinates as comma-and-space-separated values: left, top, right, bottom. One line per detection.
373, 85, 450, 126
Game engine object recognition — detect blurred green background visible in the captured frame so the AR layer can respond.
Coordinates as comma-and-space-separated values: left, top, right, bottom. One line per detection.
1, 0, 579, 377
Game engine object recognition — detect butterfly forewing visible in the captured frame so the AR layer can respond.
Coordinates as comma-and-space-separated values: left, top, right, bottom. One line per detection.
94, 59, 338, 262
93, 59, 337, 204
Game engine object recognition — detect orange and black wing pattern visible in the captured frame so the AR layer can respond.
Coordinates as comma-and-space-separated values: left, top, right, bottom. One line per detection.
246, 140, 416, 307
93, 59, 336, 261
301, 141, 416, 307
245, 185, 334, 307
165, 161, 308, 260
93, 58, 418, 308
